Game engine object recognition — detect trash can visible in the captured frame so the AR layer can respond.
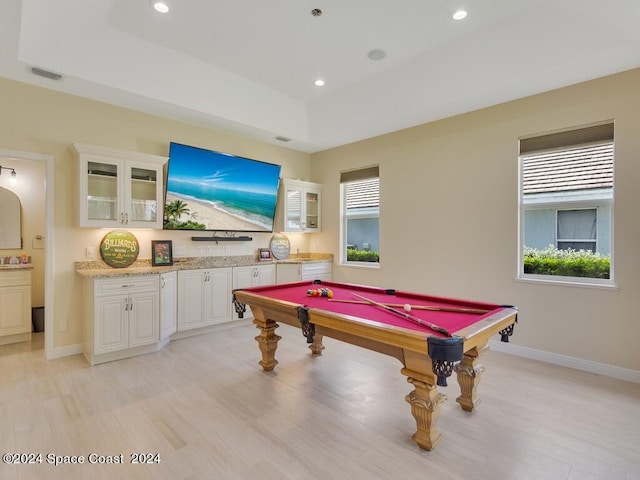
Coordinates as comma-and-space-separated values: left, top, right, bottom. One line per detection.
32, 306, 44, 332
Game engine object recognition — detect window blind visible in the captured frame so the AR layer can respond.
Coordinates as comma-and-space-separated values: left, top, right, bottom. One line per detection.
340, 166, 379, 183
519, 122, 614, 155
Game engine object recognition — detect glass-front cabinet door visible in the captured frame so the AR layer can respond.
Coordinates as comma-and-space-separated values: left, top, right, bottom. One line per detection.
72, 143, 167, 229
280, 178, 321, 233
86, 159, 121, 225
126, 163, 162, 227
305, 190, 319, 230
285, 186, 302, 231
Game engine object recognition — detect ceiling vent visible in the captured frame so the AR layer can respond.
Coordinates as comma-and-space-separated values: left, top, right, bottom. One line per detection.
30, 67, 63, 81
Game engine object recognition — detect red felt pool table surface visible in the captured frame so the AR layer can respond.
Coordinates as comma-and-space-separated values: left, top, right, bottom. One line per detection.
240, 280, 507, 338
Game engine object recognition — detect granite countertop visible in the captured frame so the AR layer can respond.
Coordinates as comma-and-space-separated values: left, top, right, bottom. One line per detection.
269, 253, 332, 264
0, 263, 34, 271
75, 254, 332, 278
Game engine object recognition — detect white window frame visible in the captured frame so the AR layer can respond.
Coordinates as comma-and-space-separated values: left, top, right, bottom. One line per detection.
340, 170, 380, 268
518, 124, 615, 287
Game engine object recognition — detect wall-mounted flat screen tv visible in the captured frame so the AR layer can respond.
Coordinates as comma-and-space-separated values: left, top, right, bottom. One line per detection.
164, 142, 282, 232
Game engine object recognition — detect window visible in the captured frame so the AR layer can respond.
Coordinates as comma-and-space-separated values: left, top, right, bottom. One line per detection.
341, 166, 380, 264
519, 123, 613, 282
557, 209, 597, 252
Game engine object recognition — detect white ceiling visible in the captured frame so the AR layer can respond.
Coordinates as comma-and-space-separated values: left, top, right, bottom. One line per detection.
2, 0, 640, 153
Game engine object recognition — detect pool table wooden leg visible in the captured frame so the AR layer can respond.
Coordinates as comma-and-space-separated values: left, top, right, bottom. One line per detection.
253, 315, 281, 371
401, 350, 447, 450
404, 376, 447, 450
309, 334, 325, 355
454, 346, 486, 411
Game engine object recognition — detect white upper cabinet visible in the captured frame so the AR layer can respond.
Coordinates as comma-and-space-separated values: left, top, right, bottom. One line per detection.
277, 178, 321, 233
71, 143, 167, 229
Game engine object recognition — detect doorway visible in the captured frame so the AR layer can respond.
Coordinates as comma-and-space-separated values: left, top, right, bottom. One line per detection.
0, 148, 53, 359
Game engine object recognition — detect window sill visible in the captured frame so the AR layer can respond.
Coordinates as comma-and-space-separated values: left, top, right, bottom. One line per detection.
515, 275, 618, 291
340, 261, 380, 269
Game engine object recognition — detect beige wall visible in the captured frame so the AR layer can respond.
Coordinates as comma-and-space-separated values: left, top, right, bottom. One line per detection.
0, 77, 312, 349
2, 68, 640, 373
310, 68, 640, 372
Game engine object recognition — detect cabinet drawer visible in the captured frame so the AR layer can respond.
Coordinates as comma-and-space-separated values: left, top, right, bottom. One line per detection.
0, 270, 31, 287
301, 262, 332, 281
94, 275, 159, 296
301, 263, 332, 276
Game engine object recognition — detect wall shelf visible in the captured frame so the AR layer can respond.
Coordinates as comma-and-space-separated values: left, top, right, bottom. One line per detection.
191, 236, 253, 242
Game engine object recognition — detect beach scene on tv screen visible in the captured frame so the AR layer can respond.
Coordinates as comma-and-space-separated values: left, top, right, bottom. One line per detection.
165, 144, 281, 232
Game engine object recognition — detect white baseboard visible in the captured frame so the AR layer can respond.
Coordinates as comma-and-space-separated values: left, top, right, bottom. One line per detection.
489, 340, 640, 384
47, 343, 83, 360
45, 321, 253, 361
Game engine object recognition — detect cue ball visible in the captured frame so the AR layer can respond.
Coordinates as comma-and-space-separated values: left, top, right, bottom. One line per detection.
404, 304, 411, 312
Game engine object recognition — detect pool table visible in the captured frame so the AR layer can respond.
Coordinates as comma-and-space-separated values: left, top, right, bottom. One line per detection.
233, 280, 518, 450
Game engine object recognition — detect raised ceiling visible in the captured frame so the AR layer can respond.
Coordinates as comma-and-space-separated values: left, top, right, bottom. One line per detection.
2, 0, 640, 152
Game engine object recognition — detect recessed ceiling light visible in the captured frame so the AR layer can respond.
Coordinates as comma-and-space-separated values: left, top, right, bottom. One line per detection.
367, 49, 387, 61
153, 1, 170, 13
452, 9, 467, 20
315, 79, 325, 87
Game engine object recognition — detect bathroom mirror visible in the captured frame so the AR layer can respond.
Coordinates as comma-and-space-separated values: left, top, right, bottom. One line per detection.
0, 187, 21, 249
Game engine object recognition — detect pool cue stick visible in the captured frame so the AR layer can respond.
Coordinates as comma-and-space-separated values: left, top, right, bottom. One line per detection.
329, 298, 489, 315
351, 293, 451, 337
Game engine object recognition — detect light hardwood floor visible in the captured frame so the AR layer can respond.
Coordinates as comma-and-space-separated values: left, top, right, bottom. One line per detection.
1, 324, 639, 480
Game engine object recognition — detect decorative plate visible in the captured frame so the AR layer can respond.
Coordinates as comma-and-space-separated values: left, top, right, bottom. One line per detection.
100, 230, 139, 268
269, 233, 291, 260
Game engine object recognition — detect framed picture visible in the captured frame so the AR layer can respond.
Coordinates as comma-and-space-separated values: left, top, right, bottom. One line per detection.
152, 240, 173, 266
258, 248, 272, 261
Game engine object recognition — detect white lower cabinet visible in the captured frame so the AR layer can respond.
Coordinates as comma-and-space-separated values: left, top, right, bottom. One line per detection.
233, 264, 276, 289
276, 262, 332, 284
275, 264, 301, 284
160, 271, 177, 340
232, 264, 276, 320
177, 268, 232, 331
0, 270, 32, 345
80, 261, 330, 365
83, 275, 159, 365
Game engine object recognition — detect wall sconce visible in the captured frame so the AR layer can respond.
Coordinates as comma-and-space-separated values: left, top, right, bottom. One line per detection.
0, 165, 17, 185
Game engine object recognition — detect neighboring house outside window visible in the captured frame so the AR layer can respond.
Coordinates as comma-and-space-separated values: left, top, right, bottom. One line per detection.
556, 208, 597, 252
520, 123, 613, 282
341, 167, 380, 264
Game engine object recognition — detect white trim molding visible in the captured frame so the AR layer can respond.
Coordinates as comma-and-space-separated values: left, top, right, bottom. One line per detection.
489, 340, 640, 384
49, 343, 83, 360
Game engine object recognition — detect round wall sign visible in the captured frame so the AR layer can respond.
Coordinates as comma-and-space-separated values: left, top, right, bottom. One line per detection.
100, 230, 139, 268
270, 233, 291, 260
